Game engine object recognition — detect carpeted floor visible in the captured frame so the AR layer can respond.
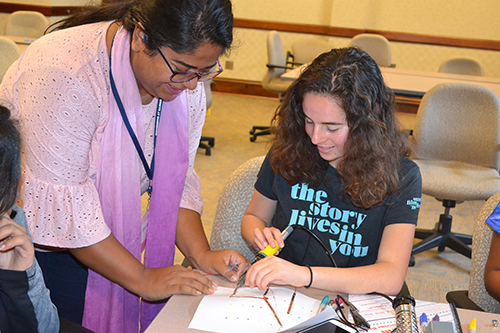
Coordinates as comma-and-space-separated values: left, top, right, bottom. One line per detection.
183, 92, 484, 304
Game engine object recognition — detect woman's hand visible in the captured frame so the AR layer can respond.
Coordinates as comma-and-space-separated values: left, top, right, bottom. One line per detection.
139, 265, 217, 301
195, 249, 250, 283
245, 256, 310, 290
0, 213, 34, 272
253, 227, 284, 253
139, 249, 250, 301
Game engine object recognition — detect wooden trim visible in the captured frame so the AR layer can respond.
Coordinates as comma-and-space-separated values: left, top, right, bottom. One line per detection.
234, 18, 500, 52
213, 77, 421, 114
234, 18, 364, 38
212, 78, 278, 99
1, 4, 498, 50
0, 3, 82, 16
394, 96, 420, 114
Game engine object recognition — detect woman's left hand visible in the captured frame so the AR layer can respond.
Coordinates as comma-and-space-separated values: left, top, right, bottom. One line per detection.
197, 249, 250, 283
244, 256, 310, 290
0, 213, 34, 272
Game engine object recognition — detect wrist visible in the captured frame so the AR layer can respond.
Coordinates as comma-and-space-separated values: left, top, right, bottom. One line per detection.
304, 265, 313, 288
187, 248, 212, 272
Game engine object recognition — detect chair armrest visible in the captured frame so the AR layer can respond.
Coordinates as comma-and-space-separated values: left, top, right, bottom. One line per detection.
266, 64, 295, 70
287, 61, 304, 67
446, 290, 484, 311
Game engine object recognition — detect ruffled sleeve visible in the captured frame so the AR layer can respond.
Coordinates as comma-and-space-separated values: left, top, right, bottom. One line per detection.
0, 23, 112, 247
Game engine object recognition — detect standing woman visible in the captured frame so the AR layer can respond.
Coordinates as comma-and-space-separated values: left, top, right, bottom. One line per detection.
0, 0, 247, 332
241, 47, 422, 296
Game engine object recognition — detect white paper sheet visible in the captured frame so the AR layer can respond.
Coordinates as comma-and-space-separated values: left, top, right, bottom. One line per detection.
348, 294, 457, 333
189, 286, 335, 333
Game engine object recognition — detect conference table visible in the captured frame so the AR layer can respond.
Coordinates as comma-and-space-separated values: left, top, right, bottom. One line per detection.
281, 64, 500, 99
145, 274, 500, 333
281, 64, 500, 132
3, 35, 36, 52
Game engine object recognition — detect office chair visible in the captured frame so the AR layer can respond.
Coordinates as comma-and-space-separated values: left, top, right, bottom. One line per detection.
349, 33, 393, 68
411, 83, 500, 264
438, 57, 485, 77
0, 36, 22, 82
291, 37, 332, 64
199, 80, 215, 155
251, 30, 296, 142
209, 156, 265, 262
5, 11, 50, 39
446, 191, 500, 313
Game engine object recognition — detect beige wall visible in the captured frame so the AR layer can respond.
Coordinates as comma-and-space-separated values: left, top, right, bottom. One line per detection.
223, 0, 500, 82
1, 0, 498, 81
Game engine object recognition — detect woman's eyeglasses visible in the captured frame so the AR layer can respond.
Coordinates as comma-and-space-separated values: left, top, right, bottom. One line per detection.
331, 295, 370, 332
156, 47, 223, 83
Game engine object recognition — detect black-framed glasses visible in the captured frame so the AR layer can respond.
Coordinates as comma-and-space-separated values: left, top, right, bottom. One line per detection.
331, 295, 370, 332
156, 47, 223, 83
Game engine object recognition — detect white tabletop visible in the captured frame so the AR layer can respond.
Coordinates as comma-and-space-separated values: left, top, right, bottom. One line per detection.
281, 64, 500, 99
145, 274, 500, 333
2, 35, 36, 52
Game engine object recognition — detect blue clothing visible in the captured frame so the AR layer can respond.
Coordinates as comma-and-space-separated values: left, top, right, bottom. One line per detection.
486, 202, 500, 233
0, 205, 59, 333
36, 250, 88, 325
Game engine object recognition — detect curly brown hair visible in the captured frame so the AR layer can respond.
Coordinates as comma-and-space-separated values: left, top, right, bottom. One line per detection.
270, 47, 411, 209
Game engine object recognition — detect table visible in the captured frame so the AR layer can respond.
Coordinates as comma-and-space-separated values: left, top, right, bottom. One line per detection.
281, 65, 500, 99
281, 64, 500, 131
3, 35, 36, 52
144, 274, 500, 333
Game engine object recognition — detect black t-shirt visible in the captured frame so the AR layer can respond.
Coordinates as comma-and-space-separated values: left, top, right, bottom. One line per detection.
255, 152, 422, 268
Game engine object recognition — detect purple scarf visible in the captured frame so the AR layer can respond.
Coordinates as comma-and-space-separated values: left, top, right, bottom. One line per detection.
83, 25, 189, 333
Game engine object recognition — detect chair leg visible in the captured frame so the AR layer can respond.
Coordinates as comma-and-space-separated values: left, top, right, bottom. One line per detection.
446, 234, 472, 258
412, 233, 445, 254
249, 126, 270, 142
411, 200, 472, 262
199, 136, 215, 156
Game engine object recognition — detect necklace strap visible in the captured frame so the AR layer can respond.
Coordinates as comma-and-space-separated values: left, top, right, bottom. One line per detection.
109, 29, 162, 195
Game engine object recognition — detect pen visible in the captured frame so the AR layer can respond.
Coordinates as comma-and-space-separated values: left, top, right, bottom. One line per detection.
316, 296, 329, 315
469, 318, 476, 333
432, 314, 439, 321
420, 313, 428, 333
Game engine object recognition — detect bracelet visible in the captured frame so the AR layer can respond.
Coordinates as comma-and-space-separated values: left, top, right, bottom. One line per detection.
304, 265, 313, 288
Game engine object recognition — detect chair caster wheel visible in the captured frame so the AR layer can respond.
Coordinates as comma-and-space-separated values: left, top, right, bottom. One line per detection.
409, 255, 416, 267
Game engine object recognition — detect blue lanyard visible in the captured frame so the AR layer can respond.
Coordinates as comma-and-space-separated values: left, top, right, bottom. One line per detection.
109, 38, 162, 195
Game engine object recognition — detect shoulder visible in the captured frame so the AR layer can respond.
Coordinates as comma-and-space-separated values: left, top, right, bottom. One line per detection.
398, 157, 421, 180
21, 21, 112, 76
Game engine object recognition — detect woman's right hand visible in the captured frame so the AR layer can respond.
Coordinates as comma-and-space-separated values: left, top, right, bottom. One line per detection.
253, 227, 285, 253
139, 265, 217, 301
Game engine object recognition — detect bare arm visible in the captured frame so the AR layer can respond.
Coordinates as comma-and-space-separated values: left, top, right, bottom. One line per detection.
175, 207, 249, 283
241, 190, 281, 252
246, 223, 415, 295
485, 230, 500, 301
70, 232, 217, 301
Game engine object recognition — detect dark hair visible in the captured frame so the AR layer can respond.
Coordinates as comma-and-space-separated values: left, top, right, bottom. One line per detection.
270, 47, 411, 209
49, 0, 234, 55
0, 105, 21, 216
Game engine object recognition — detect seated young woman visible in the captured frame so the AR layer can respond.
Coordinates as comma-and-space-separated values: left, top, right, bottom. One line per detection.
241, 47, 422, 296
